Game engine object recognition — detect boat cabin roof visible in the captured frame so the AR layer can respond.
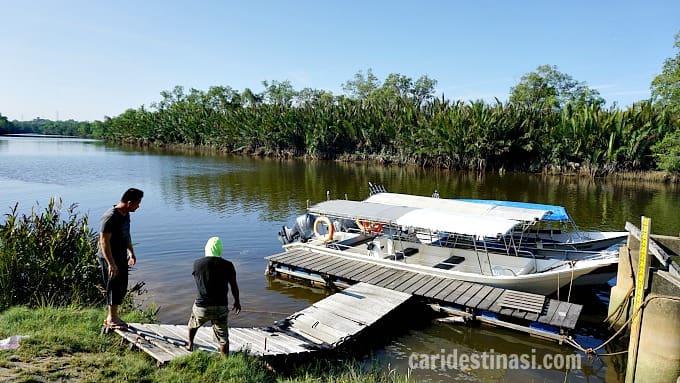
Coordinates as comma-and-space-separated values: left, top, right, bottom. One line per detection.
308, 200, 523, 239
456, 199, 570, 221
365, 193, 553, 222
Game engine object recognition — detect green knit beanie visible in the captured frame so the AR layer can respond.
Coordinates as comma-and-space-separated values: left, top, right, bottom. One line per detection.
205, 237, 223, 257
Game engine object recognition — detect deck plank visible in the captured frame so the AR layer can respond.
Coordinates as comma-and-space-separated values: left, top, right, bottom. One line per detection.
453, 283, 484, 306
463, 285, 495, 308
475, 287, 505, 311
401, 275, 435, 294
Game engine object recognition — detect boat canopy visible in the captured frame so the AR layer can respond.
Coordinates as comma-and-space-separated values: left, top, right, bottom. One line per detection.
308, 200, 523, 239
456, 199, 570, 221
364, 193, 551, 222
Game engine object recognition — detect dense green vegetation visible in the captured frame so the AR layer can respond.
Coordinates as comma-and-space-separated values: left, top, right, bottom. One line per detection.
96, 80, 678, 174
0, 116, 98, 137
3, 31, 679, 174
0, 198, 102, 310
92, 31, 680, 174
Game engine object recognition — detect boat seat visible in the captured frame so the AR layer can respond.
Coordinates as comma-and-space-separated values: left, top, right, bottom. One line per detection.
327, 233, 377, 251
433, 256, 466, 270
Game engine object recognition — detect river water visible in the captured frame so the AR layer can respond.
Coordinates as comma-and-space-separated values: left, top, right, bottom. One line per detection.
2, 136, 679, 382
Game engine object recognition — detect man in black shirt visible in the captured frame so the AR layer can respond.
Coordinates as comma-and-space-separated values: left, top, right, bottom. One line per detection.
186, 236, 241, 355
99, 187, 143, 330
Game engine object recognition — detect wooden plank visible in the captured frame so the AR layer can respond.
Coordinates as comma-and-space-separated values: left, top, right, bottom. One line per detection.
523, 311, 539, 322
453, 283, 484, 306
476, 287, 504, 311
342, 262, 377, 280
116, 327, 181, 364
363, 269, 399, 285
433, 280, 464, 300
229, 327, 268, 354
499, 291, 546, 314
288, 311, 365, 344
233, 327, 311, 356
561, 303, 582, 329
413, 276, 447, 296
311, 259, 350, 276
127, 324, 192, 362
401, 275, 435, 294
350, 264, 383, 280
464, 285, 494, 309
270, 249, 313, 265
355, 266, 390, 283
243, 328, 310, 355
302, 255, 346, 272
385, 271, 420, 291
546, 301, 573, 327
332, 259, 367, 278
536, 299, 561, 325
487, 291, 508, 314
499, 306, 518, 318
373, 270, 409, 289
442, 281, 474, 303
157, 324, 193, 350
287, 252, 333, 269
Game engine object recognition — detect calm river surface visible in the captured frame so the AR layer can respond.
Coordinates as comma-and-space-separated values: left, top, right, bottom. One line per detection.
2, 136, 679, 382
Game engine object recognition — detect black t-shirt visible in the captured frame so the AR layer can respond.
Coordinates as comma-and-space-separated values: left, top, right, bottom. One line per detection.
192, 257, 236, 307
99, 206, 131, 264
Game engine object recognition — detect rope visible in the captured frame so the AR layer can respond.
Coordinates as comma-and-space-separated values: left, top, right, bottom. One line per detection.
604, 286, 634, 329
564, 295, 680, 358
567, 260, 576, 303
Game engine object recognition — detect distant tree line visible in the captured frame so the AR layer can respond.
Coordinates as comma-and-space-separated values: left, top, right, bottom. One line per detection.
0, 116, 98, 137
95, 60, 679, 174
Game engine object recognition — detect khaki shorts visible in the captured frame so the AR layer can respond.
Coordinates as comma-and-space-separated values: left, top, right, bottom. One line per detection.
188, 303, 229, 346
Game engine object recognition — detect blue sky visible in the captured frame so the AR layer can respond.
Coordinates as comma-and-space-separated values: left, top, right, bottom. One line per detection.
2, 0, 678, 122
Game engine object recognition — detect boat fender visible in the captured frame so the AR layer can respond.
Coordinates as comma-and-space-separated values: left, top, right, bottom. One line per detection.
313, 216, 335, 241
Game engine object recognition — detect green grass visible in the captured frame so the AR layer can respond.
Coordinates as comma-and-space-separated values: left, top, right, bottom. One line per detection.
0, 306, 416, 383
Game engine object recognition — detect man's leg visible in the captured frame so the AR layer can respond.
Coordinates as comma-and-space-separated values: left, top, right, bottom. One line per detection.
187, 327, 198, 351
211, 306, 230, 356
107, 305, 119, 324
187, 304, 206, 352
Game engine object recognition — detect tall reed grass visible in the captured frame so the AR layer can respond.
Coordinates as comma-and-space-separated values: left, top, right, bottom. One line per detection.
0, 198, 102, 310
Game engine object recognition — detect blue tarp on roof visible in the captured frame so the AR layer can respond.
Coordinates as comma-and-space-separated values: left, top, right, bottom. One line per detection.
456, 199, 570, 221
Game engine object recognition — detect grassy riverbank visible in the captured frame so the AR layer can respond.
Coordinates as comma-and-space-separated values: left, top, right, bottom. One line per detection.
0, 306, 414, 383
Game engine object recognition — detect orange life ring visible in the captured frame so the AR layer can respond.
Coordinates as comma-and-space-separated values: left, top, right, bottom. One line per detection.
313, 216, 335, 241
355, 218, 383, 233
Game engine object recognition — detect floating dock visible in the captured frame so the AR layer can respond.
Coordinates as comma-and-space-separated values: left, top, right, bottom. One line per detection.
114, 282, 411, 364
266, 247, 582, 331
115, 249, 584, 364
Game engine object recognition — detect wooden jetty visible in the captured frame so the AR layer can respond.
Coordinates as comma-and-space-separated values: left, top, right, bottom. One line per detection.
114, 249, 584, 364
114, 282, 411, 364
266, 248, 583, 332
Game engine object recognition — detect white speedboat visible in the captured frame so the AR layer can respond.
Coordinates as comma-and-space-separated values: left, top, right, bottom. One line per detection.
279, 199, 618, 295
364, 191, 626, 260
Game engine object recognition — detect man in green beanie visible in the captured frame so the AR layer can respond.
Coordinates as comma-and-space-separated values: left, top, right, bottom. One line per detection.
186, 236, 241, 355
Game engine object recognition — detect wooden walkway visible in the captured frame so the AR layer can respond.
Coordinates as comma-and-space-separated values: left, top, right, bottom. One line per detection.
266, 248, 582, 329
114, 282, 411, 364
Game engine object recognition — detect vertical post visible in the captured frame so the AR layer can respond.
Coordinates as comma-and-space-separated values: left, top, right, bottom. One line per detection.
625, 216, 652, 383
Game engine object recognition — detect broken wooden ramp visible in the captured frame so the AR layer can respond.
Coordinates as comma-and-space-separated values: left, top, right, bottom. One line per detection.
114, 282, 412, 364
